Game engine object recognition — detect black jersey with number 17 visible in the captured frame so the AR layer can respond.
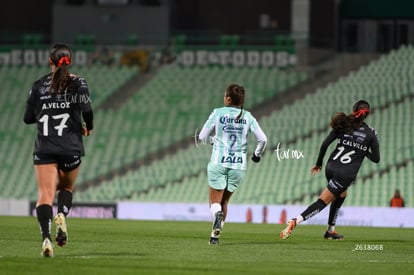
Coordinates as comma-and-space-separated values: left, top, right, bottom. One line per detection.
315, 122, 380, 181
23, 73, 93, 156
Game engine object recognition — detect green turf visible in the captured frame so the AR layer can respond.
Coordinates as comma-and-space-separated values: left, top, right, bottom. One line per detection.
0, 216, 413, 274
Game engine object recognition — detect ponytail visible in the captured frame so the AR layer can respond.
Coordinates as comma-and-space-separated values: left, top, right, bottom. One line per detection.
330, 112, 353, 133
331, 100, 371, 133
49, 44, 72, 93
236, 87, 245, 120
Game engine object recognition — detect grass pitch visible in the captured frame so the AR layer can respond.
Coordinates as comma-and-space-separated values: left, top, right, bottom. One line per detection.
0, 216, 413, 274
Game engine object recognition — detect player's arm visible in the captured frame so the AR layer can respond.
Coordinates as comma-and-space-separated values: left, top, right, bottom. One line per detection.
314, 130, 337, 169
250, 118, 267, 163
23, 89, 36, 124
77, 78, 94, 136
82, 110, 94, 136
366, 130, 380, 163
198, 110, 216, 143
251, 124, 267, 157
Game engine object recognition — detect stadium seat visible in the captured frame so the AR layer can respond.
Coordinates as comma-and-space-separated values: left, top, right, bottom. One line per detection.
3, 46, 413, 207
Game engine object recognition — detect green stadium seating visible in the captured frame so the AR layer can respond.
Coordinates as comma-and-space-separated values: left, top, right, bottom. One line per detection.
3, 45, 414, 208
94, 45, 413, 206
0, 64, 139, 200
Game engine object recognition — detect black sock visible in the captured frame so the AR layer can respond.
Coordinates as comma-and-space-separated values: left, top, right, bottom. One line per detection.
36, 204, 53, 240
300, 199, 327, 221
57, 189, 73, 217
328, 196, 346, 226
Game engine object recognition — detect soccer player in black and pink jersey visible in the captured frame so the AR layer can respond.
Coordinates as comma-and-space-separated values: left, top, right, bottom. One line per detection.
24, 43, 93, 257
280, 100, 380, 240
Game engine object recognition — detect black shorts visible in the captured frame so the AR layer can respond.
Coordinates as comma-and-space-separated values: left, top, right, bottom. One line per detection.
33, 153, 81, 172
325, 166, 354, 197
326, 178, 353, 197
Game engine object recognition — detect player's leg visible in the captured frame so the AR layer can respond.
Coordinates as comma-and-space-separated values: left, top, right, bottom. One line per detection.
207, 163, 226, 244
56, 166, 79, 216
280, 187, 335, 239
54, 156, 81, 247
218, 168, 244, 236
220, 190, 233, 221
209, 186, 225, 244
325, 191, 347, 240
35, 163, 58, 257
323, 173, 350, 239
219, 189, 233, 233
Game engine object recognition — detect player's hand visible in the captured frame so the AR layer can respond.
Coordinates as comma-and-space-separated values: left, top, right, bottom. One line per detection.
82, 123, 92, 136
83, 129, 92, 136
82, 128, 92, 136
251, 154, 261, 163
310, 166, 321, 175
208, 136, 215, 145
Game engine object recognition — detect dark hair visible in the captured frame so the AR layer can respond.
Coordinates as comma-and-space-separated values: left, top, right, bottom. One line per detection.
225, 83, 245, 119
49, 43, 72, 93
330, 100, 370, 133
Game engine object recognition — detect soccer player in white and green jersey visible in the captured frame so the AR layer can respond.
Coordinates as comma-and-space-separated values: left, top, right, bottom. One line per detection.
199, 83, 267, 245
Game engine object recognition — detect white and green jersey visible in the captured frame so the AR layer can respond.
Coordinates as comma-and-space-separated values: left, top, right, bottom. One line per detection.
199, 106, 267, 170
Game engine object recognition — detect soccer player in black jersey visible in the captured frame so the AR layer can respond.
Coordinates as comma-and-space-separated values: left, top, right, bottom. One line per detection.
23, 43, 93, 257
280, 100, 380, 240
